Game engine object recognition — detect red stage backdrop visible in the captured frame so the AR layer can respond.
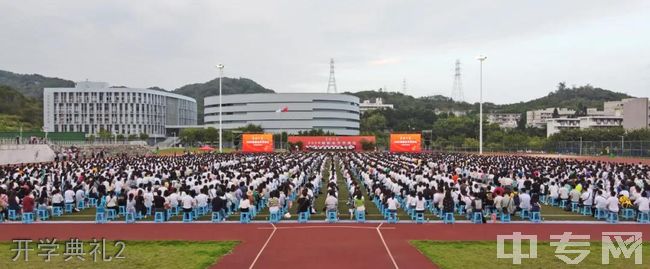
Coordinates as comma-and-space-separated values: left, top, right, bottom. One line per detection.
242, 133, 274, 152
287, 136, 376, 151
389, 133, 422, 152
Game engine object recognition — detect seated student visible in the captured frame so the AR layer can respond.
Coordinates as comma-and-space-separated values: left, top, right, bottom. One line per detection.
296, 189, 311, 214
634, 191, 650, 214
606, 191, 620, 214
387, 193, 400, 216
51, 189, 64, 210
518, 189, 532, 211
153, 190, 166, 219
181, 191, 195, 217
354, 193, 365, 216
22, 191, 35, 214
442, 191, 455, 214
267, 190, 280, 215
126, 193, 136, 215
212, 190, 227, 220
415, 192, 426, 215
324, 190, 338, 214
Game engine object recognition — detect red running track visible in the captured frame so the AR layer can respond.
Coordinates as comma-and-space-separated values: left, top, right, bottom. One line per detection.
1, 222, 650, 269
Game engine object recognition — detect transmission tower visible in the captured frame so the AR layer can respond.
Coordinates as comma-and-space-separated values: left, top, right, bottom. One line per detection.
327, 58, 337, 93
451, 59, 464, 102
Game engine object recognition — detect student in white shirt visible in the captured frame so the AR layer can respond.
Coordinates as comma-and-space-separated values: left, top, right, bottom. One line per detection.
634, 192, 650, 213
606, 191, 620, 213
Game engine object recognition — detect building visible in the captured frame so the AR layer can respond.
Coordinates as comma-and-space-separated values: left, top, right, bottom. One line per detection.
604, 98, 649, 130
43, 81, 197, 138
204, 93, 360, 135
487, 113, 521, 129
546, 116, 623, 137
527, 108, 576, 128
434, 108, 467, 117
359, 97, 394, 113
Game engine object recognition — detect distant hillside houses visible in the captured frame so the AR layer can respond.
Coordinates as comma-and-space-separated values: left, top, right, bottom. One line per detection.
527, 97, 649, 137
359, 97, 394, 113
487, 113, 520, 129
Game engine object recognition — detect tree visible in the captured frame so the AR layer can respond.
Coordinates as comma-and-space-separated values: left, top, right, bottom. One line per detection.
127, 134, 137, 140
237, 124, 264, 133
360, 111, 387, 132
116, 134, 125, 140
139, 133, 149, 140
204, 127, 219, 144
98, 128, 113, 139
360, 139, 376, 151
552, 108, 560, 118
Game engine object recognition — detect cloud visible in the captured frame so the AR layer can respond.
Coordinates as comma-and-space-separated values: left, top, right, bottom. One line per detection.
369, 57, 402, 66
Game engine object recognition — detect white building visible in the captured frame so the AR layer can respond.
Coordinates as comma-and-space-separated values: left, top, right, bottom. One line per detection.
43, 81, 197, 138
546, 116, 623, 137
604, 98, 649, 130
487, 113, 521, 129
204, 93, 360, 135
359, 97, 394, 113
527, 108, 576, 128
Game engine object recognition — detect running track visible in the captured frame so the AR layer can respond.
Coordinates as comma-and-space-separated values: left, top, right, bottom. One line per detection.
2, 222, 650, 268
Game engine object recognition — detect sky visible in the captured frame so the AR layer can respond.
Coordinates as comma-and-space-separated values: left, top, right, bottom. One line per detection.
0, 0, 648, 104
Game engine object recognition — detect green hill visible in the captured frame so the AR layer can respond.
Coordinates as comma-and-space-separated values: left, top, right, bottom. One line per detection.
495, 83, 631, 113
0, 85, 42, 131
173, 77, 274, 124
0, 70, 74, 99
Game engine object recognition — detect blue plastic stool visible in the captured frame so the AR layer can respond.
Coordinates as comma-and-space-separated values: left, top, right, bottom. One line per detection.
0, 213, 3, 222
471, 212, 483, 224
106, 209, 117, 221
269, 211, 280, 223
622, 208, 635, 220
240, 212, 251, 224
326, 211, 338, 223
125, 212, 136, 223
415, 212, 425, 224
595, 208, 607, 219
95, 212, 106, 223
37, 209, 49, 220
443, 212, 454, 224
166, 209, 173, 221
154, 212, 165, 223
387, 211, 398, 224
8, 209, 18, 221
355, 210, 366, 223
88, 198, 97, 207
77, 200, 85, 210
298, 212, 309, 223
501, 213, 511, 223
65, 203, 74, 213
22, 212, 34, 224
519, 209, 530, 219
637, 212, 649, 223
146, 206, 152, 216
581, 205, 592, 216
183, 212, 193, 223
607, 212, 619, 223
52, 207, 63, 217
530, 212, 541, 223
559, 200, 567, 209
118, 206, 126, 216
571, 202, 579, 213
549, 197, 558, 206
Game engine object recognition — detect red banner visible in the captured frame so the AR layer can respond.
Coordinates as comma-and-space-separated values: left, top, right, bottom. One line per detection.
287, 136, 375, 151
242, 133, 274, 152
389, 133, 421, 152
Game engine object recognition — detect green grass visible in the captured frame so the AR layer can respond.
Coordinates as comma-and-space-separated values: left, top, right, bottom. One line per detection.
0, 240, 238, 269
411, 240, 649, 269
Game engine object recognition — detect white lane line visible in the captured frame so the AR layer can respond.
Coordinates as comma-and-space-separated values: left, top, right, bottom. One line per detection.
376, 223, 399, 269
255, 225, 388, 230
249, 223, 277, 269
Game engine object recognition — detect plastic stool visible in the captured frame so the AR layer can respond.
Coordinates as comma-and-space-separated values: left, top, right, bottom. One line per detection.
472, 212, 483, 224
607, 212, 619, 223
106, 209, 117, 221
22, 212, 34, 224
212, 212, 224, 223
581, 205, 592, 216
65, 203, 74, 213
95, 212, 106, 224
443, 212, 455, 224
37, 209, 49, 220
154, 212, 165, 223
182, 212, 193, 223
298, 212, 309, 223
326, 211, 338, 223
125, 212, 136, 223
240, 212, 251, 224
118, 206, 126, 216
8, 209, 18, 221
501, 213, 511, 223
637, 212, 649, 223
530, 212, 541, 223
355, 210, 366, 223
52, 207, 63, 217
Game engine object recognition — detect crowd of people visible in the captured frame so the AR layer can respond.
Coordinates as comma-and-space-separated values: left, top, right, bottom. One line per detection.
1, 151, 649, 223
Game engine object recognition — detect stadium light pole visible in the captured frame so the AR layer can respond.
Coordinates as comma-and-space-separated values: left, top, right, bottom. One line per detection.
217, 64, 224, 153
477, 55, 487, 155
